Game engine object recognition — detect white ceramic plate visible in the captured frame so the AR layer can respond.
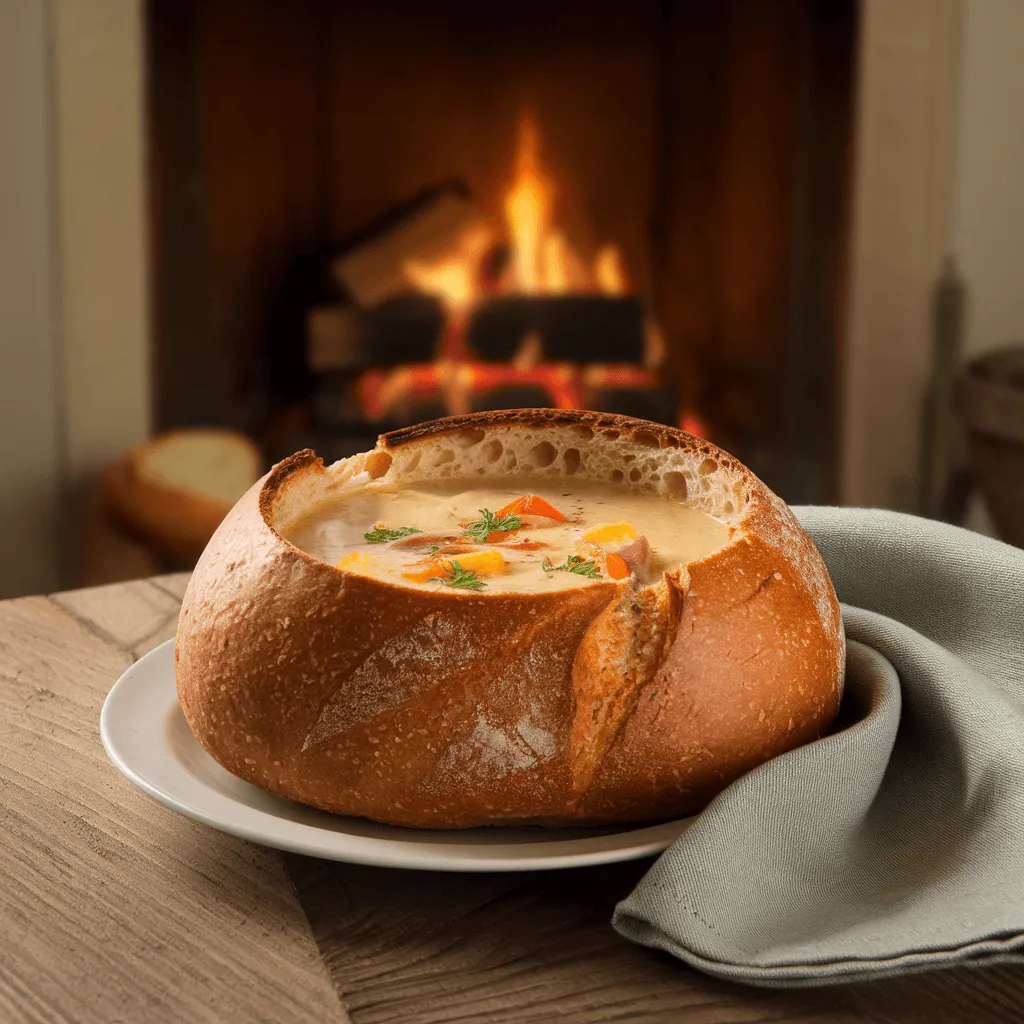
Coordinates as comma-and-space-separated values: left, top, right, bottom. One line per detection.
101, 640, 692, 871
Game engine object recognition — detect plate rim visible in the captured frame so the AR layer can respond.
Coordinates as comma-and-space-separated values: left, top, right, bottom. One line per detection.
100, 639, 691, 872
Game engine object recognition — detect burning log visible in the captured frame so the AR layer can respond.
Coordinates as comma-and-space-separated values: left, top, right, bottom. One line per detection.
582, 363, 679, 425
465, 296, 646, 364
307, 294, 652, 372
312, 368, 450, 432
305, 296, 444, 372
302, 115, 680, 433
305, 306, 363, 372
328, 183, 482, 308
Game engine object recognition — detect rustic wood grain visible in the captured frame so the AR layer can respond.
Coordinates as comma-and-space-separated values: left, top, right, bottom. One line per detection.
51, 576, 182, 659
3, 576, 1023, 1022
287, 857, 859, 1024
0, 581, 345, 1024
148, 571, 192, 602
285, 854, 1024, 1024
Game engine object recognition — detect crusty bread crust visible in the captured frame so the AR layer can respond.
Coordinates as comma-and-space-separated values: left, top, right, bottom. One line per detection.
176, 410, 844, 827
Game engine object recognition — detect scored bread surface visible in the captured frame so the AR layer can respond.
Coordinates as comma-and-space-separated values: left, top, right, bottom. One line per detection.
177, 410, 844, 828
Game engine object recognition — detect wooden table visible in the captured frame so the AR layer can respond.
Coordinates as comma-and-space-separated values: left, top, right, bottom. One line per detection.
2, 577, 1022, 1023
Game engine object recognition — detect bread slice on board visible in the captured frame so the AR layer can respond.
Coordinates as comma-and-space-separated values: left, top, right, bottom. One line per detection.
105, 429, 261, 563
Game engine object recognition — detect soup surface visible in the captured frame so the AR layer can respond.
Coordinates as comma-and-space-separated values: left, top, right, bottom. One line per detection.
283, 479, 733, 594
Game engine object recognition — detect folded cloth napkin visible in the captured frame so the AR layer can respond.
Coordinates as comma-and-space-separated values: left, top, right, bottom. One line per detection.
613, 507, 1024, 986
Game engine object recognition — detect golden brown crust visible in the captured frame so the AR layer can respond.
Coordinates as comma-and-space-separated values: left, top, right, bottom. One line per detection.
175, 411, 843, 828
381, 408, 685, 449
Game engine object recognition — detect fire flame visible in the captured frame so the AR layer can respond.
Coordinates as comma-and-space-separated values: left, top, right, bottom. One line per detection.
680, 413, 708, 439
403, 223, 492, 312
505, 115, 550, 294
542, 232, 570, 293
503, 113, 628, 296
374, 112, 670, 428
402, 258, 475, 310
403, 112, 628, 305
593, 244, 627, 296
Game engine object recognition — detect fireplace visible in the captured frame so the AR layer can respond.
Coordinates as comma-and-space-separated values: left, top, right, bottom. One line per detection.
147, 0, 857, 504
304, 120, 681, 439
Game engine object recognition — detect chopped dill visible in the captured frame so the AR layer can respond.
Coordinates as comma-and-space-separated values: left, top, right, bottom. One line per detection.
463, 509, 522, 543
542, 554, 603, 579
364, 526, 421, 543
429, 559, 488, 590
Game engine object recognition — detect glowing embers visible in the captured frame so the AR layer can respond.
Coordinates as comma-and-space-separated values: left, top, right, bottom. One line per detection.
355, 362, 672, 422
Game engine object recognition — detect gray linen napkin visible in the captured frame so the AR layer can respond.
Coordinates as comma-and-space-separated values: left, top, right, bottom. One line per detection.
613, 507, 1024, 986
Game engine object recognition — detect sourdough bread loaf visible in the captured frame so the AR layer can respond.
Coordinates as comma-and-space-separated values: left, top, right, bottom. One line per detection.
175, 410, 844, 827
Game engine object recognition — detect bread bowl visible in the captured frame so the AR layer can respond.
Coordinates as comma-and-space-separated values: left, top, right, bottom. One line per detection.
176, 410, 844, 828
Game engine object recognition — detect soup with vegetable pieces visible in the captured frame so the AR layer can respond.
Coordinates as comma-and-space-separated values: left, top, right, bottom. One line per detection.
284, 479, 733, 593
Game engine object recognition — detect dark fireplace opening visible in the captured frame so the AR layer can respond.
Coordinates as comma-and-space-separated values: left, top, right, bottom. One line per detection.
147, 0, 857, 503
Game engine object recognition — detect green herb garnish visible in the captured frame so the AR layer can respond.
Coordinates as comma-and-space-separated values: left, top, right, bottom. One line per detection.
364, 526, 421, 543
542, 554, 603, 579
427, 544, 441, 556
463, 509, 522, 543
429, 559, 488, 590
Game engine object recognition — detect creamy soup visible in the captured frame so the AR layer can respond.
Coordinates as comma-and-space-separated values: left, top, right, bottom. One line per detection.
284, 479, 733, 594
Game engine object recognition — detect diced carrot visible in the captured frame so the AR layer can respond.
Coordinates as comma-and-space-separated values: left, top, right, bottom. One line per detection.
402, 566, 437, 583
495, 494, 567, 522
402, 549, 508, 583
605, 552, 631, 580
484, 529, 517, 544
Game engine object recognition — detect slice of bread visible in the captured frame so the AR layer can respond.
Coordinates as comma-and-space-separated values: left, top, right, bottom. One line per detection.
132, 431, 261, 508
105, 429, 261, 563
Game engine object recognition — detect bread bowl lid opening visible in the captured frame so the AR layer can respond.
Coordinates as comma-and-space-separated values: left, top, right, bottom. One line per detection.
270, 418, 747, 594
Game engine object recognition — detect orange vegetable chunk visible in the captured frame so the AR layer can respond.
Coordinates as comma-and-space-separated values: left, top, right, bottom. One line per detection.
582, 521, 638, 547
402, 549, 508, 583
336, 551, 372, 571
495, 494, 567, 522
484, 529, 517, 544
605, 553, 631, 580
